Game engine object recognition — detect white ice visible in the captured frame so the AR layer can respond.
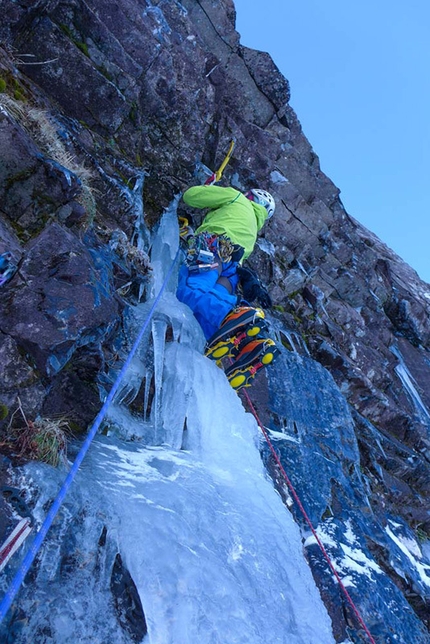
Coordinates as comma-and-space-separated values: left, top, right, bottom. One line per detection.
80, 344, 336, 643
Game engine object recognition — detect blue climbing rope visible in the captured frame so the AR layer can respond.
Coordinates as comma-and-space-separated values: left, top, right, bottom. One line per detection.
0, 246, 181, 623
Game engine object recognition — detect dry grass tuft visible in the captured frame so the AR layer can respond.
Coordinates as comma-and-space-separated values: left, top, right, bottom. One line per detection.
109, 229, 152, 274
5, 398, 70, 467
17, 417, 69, 467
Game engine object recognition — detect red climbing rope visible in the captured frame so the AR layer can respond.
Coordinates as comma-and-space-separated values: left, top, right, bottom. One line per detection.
242, 389, 377, 644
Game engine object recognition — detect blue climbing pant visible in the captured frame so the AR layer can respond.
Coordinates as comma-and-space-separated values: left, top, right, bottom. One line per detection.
177, 262, 239, 340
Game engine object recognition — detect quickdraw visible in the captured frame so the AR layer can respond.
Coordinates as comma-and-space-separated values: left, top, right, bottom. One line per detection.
183, 233, 217, 273
203, 233, 236, 263
184, 232, 236, 272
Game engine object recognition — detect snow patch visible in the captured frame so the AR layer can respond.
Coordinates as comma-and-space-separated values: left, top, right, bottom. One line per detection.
305, 521, 383, 588
270, 170, 289, 184
386, 524, 430, 588
267, 429, 300, 443
256, 238, 275, 256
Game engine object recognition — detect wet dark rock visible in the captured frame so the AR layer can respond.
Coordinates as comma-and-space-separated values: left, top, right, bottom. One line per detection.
57, 200, 87, 227
13, 15, 131, 134
110, 553, 148, 643
0, 111, 81, 238
0, 458, 15, 546
0, 211, 23, 265
0, 222, 119, 376
41, 346, 103, 433
0, 331, 46, 432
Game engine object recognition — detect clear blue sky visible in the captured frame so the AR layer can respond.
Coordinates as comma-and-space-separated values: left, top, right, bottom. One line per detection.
234, 0, 430, 284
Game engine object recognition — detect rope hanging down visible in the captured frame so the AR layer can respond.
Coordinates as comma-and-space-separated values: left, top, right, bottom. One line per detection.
242, 389, 377, 644
0, 246, 181, 623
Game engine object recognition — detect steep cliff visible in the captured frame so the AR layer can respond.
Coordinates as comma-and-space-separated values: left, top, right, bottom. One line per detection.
0, 1, 429, 642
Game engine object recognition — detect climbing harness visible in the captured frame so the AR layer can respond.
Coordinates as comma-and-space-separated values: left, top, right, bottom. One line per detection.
204, 139, 236, 185
241, 388, 377, 644
0, 245, 181, 623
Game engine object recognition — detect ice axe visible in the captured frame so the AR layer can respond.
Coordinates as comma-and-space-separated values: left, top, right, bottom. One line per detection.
194, 139, 236, 186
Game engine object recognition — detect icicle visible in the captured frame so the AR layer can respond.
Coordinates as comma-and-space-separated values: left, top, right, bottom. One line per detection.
391, 345, 430, 425
35, 505, 74, 585
284, 330, 300, 354
130, 171, 151, 250
296, 260, 309, 276
115, 381, 133, 407
159, 344, 193, 449
272, 326, 309, 357
113, 349, 148, 407
151, 316, 168, 442
90, 160, 149, 241
143, 364, 153, 423
150, 196, 180, 295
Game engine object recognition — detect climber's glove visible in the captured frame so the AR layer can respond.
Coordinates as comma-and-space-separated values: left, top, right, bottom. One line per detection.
253, 285, 272, 309
237, 266, 272, 309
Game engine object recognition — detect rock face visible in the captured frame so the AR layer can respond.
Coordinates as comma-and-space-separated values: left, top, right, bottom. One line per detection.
1, 0, 430, 641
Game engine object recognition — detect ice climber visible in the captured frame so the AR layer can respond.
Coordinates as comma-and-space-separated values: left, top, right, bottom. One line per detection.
177, 184, 280, 391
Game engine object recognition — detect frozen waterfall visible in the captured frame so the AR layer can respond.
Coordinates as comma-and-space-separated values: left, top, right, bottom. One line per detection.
0, 203, 335, 643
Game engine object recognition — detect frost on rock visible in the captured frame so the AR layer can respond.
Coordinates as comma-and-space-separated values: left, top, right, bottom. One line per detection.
270, 169, 289, 184
143, 1, 173, 44
391, 344, 430, 426
385, 521, 430, 592
256, 237, 275, 256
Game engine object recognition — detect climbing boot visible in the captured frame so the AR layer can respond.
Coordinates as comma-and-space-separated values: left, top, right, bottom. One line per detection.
205, 306, 267, 361
224, 338, 280, 391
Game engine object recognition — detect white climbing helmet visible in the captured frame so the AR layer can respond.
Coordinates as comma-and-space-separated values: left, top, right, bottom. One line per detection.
245, 189, 276, 219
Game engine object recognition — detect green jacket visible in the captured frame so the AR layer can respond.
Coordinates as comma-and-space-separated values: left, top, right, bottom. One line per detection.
183, 185, 268, 261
